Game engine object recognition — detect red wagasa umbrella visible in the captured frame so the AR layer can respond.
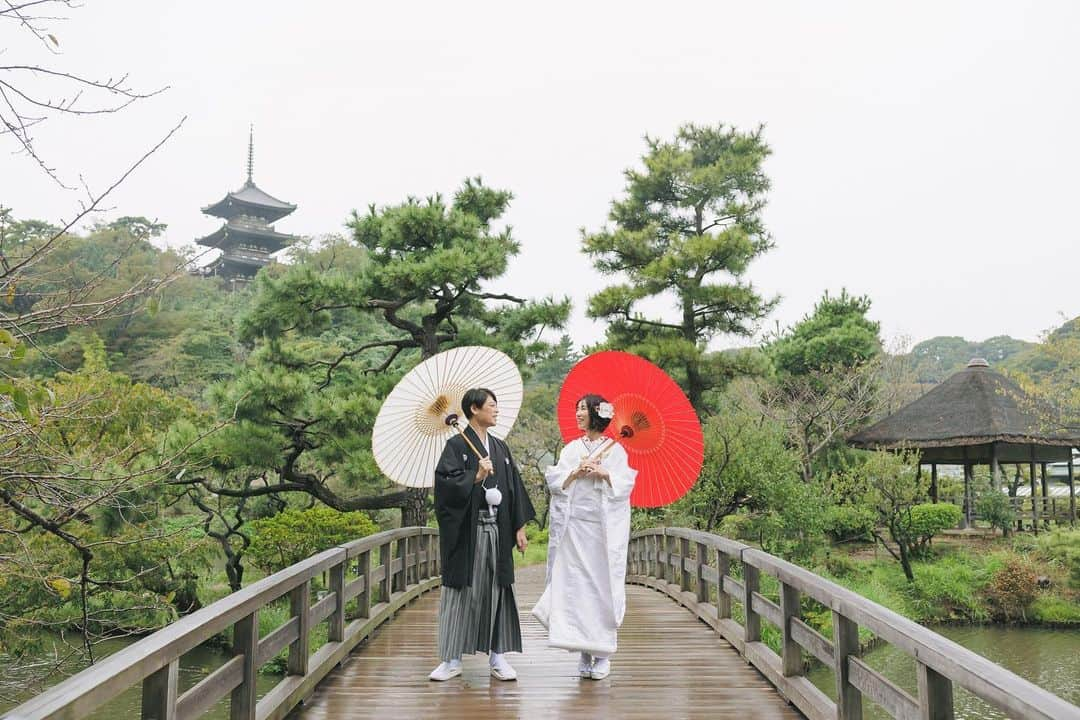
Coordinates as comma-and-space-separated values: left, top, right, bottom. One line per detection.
557, 351, 705, 508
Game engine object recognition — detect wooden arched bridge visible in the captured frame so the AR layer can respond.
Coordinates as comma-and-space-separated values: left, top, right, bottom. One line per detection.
5, 527, 1078, 720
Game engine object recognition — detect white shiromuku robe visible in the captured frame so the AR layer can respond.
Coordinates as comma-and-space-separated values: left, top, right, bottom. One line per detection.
532, 436, 637, 657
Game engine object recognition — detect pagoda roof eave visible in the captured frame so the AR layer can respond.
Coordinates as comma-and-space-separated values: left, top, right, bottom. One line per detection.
209, 255, 273, 269
195, 223, 298, 251
202, 181, 296, 221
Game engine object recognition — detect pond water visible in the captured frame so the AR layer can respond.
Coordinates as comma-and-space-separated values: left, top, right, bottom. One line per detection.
806, 625, 1080, 719
0, 638, 280, 719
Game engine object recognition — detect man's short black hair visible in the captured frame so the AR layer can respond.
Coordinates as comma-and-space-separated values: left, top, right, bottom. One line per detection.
462, 388, 497, 419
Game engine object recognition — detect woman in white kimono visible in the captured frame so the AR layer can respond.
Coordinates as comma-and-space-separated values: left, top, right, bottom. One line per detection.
532, 394, 637, 680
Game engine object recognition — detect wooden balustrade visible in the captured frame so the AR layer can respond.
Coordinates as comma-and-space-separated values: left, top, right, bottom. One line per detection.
948, 494, 1077, 527
9, 523, 1080, 720
626, 527, 1080, 720
5, 527, 440, 720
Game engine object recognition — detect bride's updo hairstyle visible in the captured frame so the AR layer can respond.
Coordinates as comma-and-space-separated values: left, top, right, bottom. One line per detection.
577, 394, 613, 433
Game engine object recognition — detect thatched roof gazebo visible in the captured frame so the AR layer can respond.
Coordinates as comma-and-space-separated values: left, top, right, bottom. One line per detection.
849, 358, 1078, 529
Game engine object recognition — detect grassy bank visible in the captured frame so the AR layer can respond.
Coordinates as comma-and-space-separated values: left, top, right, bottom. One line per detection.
729, 528, 1080, 660
820, 528, 1080, 627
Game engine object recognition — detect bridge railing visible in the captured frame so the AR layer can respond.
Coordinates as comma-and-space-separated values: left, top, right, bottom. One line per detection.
627, 527, 1080, 720
5, 526, 440, 720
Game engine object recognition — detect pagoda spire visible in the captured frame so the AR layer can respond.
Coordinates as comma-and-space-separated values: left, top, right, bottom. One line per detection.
246, 124, 254, 185
196, 127, 298, 285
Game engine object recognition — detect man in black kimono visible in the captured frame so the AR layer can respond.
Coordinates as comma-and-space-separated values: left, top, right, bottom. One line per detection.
429, 387, 536, 682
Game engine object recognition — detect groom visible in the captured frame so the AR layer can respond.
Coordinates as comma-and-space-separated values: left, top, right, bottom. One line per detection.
429, 387, 535, 682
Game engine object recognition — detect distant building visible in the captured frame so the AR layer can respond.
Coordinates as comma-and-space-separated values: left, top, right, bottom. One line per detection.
196, 128, 297, 285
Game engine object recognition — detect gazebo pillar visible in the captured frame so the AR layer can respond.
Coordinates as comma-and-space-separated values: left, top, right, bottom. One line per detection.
990, 442, 1000, 491
1040, 463, 1049, 527
961, 463, 973, 529
1014, 464, 1024, 533
1069, 450, 1076, 527
1028, 447, 1039, 535
930, 464, 938, 504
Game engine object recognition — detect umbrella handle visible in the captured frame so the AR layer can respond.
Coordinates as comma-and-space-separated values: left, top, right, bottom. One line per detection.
447, 418, 485, 459
572, 439, 618, 489
586, 437, 617, 461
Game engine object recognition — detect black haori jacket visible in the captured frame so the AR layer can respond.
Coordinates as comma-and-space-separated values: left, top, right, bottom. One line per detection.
434, 425, 535, 589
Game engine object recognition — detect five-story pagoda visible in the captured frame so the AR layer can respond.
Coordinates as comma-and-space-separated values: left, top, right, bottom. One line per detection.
197, 128, 297, 283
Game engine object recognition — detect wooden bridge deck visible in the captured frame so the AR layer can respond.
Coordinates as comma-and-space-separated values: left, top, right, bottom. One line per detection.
294, 564, 800, 720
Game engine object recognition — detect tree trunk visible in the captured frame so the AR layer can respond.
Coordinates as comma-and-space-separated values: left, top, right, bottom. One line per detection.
685, 361, 704, 410
896, 534, 915, 582
800, 427, 814, 482
537, 486, 551, 529
222, 544, 244, 593
681, 295, 705, 411
401, 486, 429, 527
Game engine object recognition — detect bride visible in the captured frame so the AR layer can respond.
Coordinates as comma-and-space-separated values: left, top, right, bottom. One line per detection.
532, 394, 636, 680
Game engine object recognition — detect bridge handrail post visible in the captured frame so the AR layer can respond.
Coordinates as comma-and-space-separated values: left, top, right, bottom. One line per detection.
423, 533, 432, 582
695, 541, 710, 608
408, 534, 417, 586
741, 551, 761, 644
378, 541, 392, 602
229, 611, 258, 720
652, 533, 660, 582
139, 659, 178, 720
717, 550, 732, 619
394, 537, 407, 593
917, 661, 955, 720
680, 536, 692, 594
328, 559, 346, 643
356, 549, 372, 618
431, 531, 440, 577
833, 611, 863, 720
287, 579, 311, 675
779, 580, 802, 677
409, 534, 419, 585
667, 532, 677, 587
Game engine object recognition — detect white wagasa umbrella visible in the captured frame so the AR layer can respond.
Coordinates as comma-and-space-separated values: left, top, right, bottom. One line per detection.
371, 346, 523, 488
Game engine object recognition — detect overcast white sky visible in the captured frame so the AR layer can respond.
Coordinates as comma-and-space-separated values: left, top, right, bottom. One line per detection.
3, 1, 1078, 351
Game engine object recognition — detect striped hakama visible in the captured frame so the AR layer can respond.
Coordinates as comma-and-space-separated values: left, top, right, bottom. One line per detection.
436, 513, 523, 661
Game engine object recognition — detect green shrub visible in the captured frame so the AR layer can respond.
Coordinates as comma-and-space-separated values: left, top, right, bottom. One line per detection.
247, 506, 378, 573
977, 492, 1016, 536
823, 552, 861, 578
901, 503, 962, 556
526, 525, 549, 544
823, 504, 876, 542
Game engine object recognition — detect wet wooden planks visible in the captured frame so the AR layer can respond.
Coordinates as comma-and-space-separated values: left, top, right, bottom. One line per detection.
294, 564, 801, 719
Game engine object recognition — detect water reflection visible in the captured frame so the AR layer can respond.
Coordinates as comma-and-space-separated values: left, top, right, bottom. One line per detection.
807, 626, 1080, 719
